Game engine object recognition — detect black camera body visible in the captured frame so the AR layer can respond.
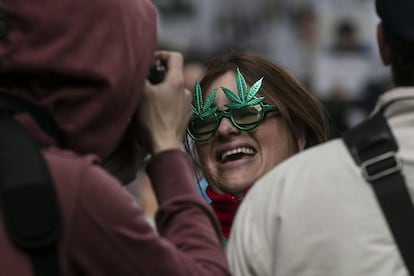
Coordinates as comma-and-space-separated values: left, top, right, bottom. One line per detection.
148, 59, 167, 84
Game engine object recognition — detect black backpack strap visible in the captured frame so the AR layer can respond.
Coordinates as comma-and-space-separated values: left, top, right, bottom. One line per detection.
0, 116, 62, 275
0, 92, 65, 147
342, 110, 414, 275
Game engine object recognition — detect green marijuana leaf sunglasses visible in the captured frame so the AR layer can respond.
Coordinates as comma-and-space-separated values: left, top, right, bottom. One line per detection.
187, 69, 278, 143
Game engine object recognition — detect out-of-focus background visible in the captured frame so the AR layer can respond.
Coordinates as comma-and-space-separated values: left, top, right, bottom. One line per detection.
152, 0, 392, 138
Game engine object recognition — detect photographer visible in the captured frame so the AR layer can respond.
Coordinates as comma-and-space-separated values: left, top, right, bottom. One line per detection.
0, 0, 229, 275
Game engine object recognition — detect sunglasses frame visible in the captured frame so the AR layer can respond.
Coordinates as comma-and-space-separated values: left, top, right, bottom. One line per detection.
188, 102, 277, 143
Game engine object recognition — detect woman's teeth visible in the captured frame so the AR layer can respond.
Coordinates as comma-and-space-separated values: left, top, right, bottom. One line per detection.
220, 147, 255, 162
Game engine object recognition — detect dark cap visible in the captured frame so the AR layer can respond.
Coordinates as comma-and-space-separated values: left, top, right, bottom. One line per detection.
376, 0, 414, 39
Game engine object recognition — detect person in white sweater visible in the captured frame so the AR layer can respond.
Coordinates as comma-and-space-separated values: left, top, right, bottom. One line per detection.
227, 0, 414, 275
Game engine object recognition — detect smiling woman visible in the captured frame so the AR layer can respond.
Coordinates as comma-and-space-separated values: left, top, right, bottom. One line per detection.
185, 50, 330, 243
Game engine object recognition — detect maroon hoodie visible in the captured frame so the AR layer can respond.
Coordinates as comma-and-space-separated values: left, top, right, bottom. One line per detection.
0, 0, 229, 275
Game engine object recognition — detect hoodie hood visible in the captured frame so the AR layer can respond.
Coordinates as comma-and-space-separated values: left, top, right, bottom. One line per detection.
0, 0, 157, 159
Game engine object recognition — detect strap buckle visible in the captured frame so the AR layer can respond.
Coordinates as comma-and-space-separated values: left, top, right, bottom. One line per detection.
361, 151, 402, 182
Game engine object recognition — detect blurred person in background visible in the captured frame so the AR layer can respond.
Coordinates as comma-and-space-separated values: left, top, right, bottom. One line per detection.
124, 171, 158, 228
329, 19, 371, 55
313, 18, 376, 136
185, 50, 329, 245
227, 0, 414, 275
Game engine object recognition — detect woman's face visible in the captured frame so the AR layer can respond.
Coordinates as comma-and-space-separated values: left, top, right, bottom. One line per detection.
196, 71, 296, 196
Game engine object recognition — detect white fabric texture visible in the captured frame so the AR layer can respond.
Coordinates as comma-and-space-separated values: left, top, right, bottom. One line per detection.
227, 87, 414, 276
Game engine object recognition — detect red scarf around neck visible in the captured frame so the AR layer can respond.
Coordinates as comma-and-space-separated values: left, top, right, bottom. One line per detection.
206, 186, 241, 239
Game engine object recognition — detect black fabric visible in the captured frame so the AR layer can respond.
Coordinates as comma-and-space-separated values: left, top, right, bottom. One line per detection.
376, 0, 414, 39
32, 246, 61, 276
0, 116, 62, 275
343, 110, 414, 275
0, 92, 65, 147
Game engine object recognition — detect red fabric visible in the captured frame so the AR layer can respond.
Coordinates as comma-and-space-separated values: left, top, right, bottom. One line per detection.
206, 186, 240, 238
1, 148, 230, 275
0, 0, 157, 159
0, 0, 231, 274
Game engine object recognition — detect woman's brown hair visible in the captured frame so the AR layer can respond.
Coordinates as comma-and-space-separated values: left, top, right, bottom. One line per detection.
195, 50, 328, 149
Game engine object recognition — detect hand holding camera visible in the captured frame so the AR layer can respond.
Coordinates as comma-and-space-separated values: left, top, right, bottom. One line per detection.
138, 51, 192, 154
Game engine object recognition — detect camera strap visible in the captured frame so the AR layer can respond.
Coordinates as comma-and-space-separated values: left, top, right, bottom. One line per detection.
342, 109, 414, 275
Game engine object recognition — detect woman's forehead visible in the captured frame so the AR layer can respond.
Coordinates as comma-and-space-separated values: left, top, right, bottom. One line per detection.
213, 90, 230, 108
204, 71, 275, 106
205, 71, 236, 93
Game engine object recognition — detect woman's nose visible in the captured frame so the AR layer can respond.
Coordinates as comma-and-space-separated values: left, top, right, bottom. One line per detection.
216, 117, 240, 139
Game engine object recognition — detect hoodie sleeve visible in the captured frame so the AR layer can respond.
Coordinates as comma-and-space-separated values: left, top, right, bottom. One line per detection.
67, 149, 230, 276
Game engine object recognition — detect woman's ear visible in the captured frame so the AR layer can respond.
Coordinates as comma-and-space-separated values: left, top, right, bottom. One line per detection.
298, 136, 306, 151
377, 23, 391, 66
293, 126, 306, 152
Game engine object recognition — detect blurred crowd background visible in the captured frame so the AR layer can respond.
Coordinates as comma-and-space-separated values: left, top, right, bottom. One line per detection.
152, 0, 393, 138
